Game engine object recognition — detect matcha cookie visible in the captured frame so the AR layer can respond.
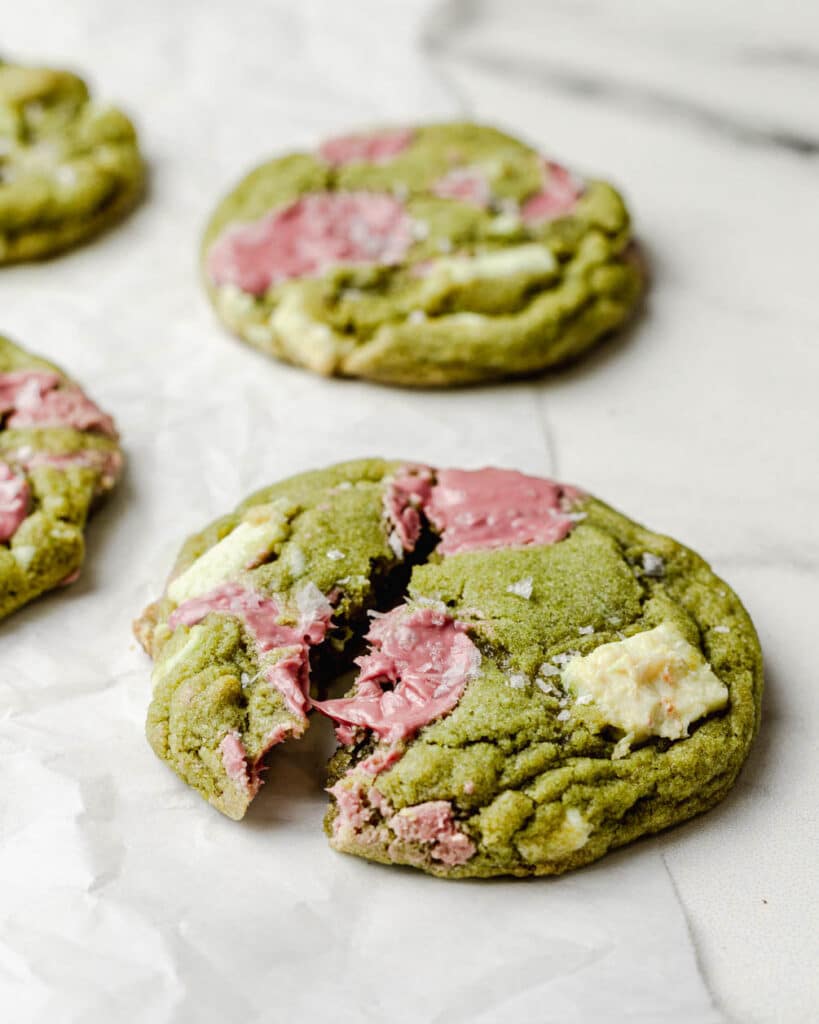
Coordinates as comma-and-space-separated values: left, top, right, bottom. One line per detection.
0, 335, 122, 619
202, 123, 642, 386
135, 460, 761, 879
0, 60, 144, 263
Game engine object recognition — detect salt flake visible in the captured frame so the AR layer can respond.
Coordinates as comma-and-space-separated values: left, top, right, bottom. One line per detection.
506, 577, 533, 599
642, 553, 665, 577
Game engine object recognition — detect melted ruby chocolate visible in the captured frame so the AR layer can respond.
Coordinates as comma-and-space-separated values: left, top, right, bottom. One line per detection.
0, 461, 30, 542
313, 606, 481, 744
432, 166, 492, 207
0, 370, 116, 437
207, 192, 415, 295
318, 128, 415, 167
425, 467, 583, 556
168, 582, 332, 717
383, 465, 433, 551
521, 161, 582, 224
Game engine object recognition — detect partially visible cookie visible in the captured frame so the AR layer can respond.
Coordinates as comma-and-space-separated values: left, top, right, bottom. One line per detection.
202, 122, 642, 386
0, 60, 144, 263
0, 335, 122, 619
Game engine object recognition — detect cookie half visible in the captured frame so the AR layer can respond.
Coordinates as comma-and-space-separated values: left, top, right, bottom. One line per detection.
0, 60, 144, 263
202, 123, 642, 386
135, 460, 761, 879
0, 335, 122, 619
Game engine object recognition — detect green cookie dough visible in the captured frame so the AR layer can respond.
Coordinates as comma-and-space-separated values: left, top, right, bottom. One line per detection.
0, 335, 122, 620
202, 123, 643, 386
136, 460, 761, 880
0, 60, 144, 263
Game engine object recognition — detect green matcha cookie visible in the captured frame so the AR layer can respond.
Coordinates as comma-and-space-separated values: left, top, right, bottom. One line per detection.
135, 460, 761, 879
202, 123, 642, 386
0, 60, 144, 263
0, 335, 122, 619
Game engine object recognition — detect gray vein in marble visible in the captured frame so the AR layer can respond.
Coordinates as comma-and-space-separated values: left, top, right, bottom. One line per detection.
741, 45, 819, 70
434, 46, 819, 156
660, 847, 727, 1024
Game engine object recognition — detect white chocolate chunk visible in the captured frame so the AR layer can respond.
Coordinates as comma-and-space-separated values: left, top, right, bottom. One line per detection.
168, 503, 290, 603
517, 807, 592, 863
153, 625, 206, 683
562, 621, 728, 754
268, 289, 340, 373
427, 243, 556, 286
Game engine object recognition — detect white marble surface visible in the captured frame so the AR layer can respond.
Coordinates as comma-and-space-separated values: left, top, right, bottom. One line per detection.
1, 2, 817, 1021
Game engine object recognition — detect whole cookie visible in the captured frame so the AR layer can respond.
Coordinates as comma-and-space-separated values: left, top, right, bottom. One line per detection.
0, 60, 143, 263
0, 335, 122, 619
136, 460, 761, 879
202, 123, 642, 386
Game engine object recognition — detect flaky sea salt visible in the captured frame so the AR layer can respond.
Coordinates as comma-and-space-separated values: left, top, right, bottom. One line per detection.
578, 625, 594, 635
506, 577, 533, 599
556, 710, 571, 722
326, 549, 345, 561
295, 580, 332, 623
286, 544, 307, 576
713, 625, 731, 634
508, 673, 528, 690
388, 530, 404, 559
539, 662, 561, 677
552, 651, 579, 667
642, 553, 665, 577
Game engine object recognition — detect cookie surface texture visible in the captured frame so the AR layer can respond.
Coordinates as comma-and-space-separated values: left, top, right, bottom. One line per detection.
0, 335, 122, 619
202, 123, 642, 386
0, 60, 144, 262
136, 460, 761, 878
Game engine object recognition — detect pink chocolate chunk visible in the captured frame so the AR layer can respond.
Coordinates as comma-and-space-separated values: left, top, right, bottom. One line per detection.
168, 581, 332, 718
0, 370, 116, 437
389, 800, 476, 866
383, 464, 433, 552
0, 461, 30, 542
432, 166, 492, 208
206, 191, 415, 296
329, 779, 377, 833
425, 467, 583, 556
219, 731, 255, 791
318, 127, 415, 166
521, 160, 583, 224
313, 605, 480, 744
